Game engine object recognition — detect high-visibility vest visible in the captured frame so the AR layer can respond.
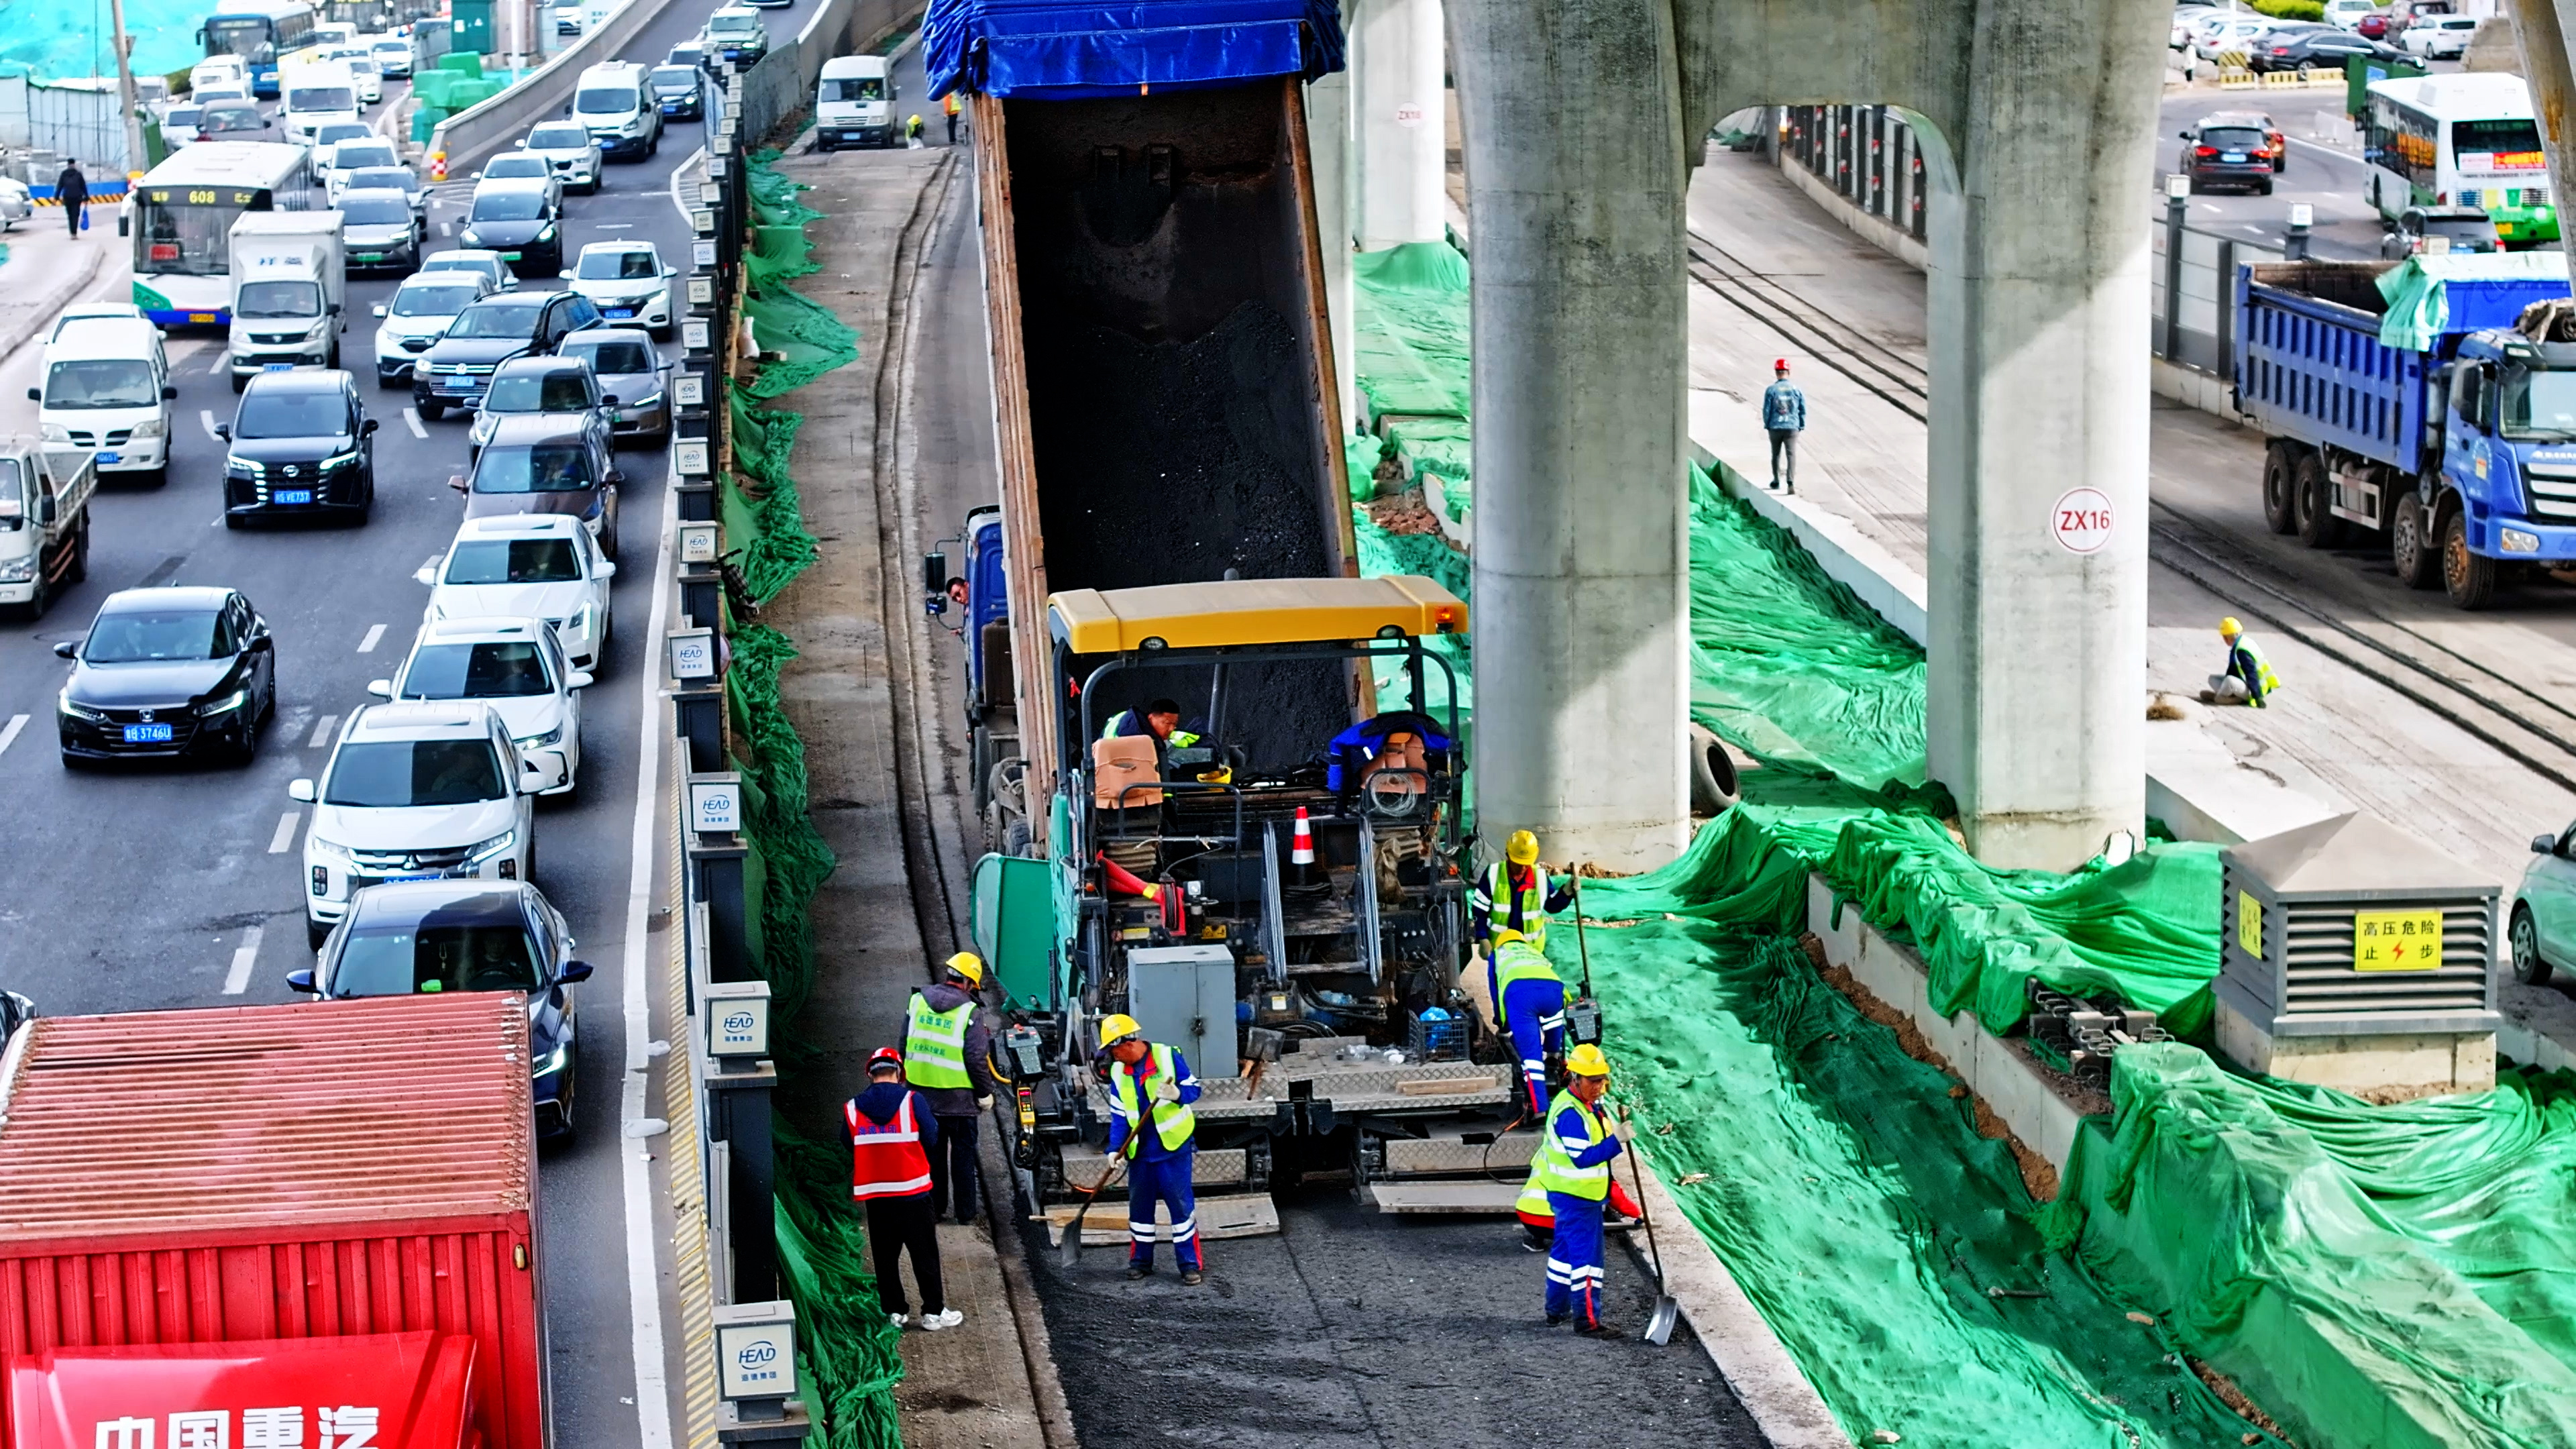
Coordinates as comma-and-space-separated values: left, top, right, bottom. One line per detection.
1532, 1090, 1611, 1201
1479, 862, 1551, 951
944, 93, 960, 115
1491, 940, 1562, 1030
1515, 1135, 1569, 1220
903, 991, 975, 1090
1109, 1042, 1195, 1158
846, 1091, 932, 1199
1102, 711, 1201, 750
2231, 637, 2282, 698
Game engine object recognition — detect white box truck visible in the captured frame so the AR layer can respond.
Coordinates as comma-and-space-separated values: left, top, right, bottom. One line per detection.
0, 440, 97, 619
228, 211, 347, 390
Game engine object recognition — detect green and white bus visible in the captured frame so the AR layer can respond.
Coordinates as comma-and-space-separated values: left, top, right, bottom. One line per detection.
128, 143, 320, 327
2364, 72, 2559, 247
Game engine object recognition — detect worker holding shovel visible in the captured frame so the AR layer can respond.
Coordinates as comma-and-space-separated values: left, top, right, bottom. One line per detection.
1538, 1043, 1629, 1338
1102, 1013, 1206, 1285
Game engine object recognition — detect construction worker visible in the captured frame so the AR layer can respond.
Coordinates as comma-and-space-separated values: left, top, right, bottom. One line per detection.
1513, 1134, 1642, 1252
944, 89, 963, 144
905, 113, 927, 148
1539, 1043, 1627, 1338
847, 1047, 961, 1330
1471, 829, 1573, 955
900, 952, 999, 1226
1488, 928, 1566, 1118
1100, 1012, 1205, 1284
2202, 616, 2281, 708
1762, 358, 1807, 494
1102, 696, 1201, 774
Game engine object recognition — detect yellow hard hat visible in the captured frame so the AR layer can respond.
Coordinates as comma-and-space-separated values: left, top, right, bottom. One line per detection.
2218, 616, 2243, 638
1566, 1042, 1611, 1077
1506, 830, 1540, 866
1097, 1012, 1142, 1048
1490, 927, 1526, 949
945, 952, 984, 987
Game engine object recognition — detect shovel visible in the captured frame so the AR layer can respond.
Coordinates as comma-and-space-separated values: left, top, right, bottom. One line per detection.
1059, 1157, 1124, 1267
1623, 1108, 1680, 1346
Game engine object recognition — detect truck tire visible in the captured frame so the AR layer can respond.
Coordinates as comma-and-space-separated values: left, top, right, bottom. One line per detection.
2391, 497, 2438, 590
2261, 445, 2299, 535
2293, 453, 2344, 548
1688, 722, 1740, 815
2443, 508, 2499, 609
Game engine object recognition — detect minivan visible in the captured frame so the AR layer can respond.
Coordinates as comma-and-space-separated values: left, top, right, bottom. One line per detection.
33, 315, 176, 486
572, 60, 661, 160
280, 60, 362, 142
815, 55, 894, 150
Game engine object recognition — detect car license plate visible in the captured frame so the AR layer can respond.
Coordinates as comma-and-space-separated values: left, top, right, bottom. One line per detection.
96, 451, 120, 464
264, 362, 295, 372
122, 723, 174, 744
354, 252, 383, 262
605, 307, 633, 319
388, 871, 440, 882
498, 251, 522, 260
188, 312, 217, 323
2221, 152, 2246, 162
274, 488, 313, 504
442, 378, 475, 392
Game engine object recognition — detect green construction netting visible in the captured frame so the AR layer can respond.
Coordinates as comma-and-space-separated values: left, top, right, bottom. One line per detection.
777, 1125, 908, 1449
724, 623, 833, 1024
1351, 240, 1470, 423
1589, 924, 2283, 1449
725, 390, 821, 604
741, 155, 861, 401
1383, 415, 1472, 521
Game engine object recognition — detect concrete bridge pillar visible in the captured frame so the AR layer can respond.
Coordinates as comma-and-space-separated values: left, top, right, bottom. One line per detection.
1451, 0, 1692, 870
1351, 0, 1451, 249
1305, 66, 1360, 426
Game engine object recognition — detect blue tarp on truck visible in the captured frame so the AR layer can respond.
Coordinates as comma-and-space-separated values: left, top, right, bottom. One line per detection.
925, 0, 1346, 99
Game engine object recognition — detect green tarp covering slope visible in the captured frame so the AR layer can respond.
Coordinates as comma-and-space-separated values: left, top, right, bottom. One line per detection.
1351, 240, 1470, 423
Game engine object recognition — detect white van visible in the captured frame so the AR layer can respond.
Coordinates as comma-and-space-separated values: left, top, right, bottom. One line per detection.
34, 315, 174, 485
815, 56, 895, 150
572, 60, 661, 160
280, 60, 363, 141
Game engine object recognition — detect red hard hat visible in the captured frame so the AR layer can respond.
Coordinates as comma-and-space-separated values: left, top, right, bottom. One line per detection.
869, 1046, 905, 1070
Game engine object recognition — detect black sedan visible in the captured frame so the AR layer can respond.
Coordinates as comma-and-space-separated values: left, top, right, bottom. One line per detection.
55, 586, 278, 765
290, 879, 594, 1138
2251, 26, 2400, 72
216, 369, 378, 526
457, 177, 568, 276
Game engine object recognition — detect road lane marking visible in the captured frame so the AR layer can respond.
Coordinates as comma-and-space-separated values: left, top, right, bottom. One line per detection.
596, 222, 631, 229
623, 473, 678, 1449
200, 408, 223, 441
207, 347, 227, 376
309, 713, 337, 747
441, 219, 454, 237
221, 924, 265, 995
0, 714, 26, 759
357, 623, 386, 653
405, 407, 429, 438
268, 811, 302, 853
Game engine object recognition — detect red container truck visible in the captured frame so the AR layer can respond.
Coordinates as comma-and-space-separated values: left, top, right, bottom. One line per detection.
0, 994, 548, 1449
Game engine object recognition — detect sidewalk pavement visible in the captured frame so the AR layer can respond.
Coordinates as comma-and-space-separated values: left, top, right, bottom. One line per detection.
0, 217, 109, 362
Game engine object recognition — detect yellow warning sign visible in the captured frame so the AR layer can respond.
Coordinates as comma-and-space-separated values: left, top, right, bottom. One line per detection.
2354, 909, 2443, 972
2238, 892, 2263, 959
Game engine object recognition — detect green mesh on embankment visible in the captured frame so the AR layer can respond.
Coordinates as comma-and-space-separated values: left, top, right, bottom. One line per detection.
1352, 241, 1470, 423
726, 391, 822, 604
724, 624, 832, 1024
777, 1126, 908, 1449
741, 152, 860, 401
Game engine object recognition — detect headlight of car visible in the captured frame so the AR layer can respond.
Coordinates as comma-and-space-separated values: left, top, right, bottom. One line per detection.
307, 319, 331, 340
322, 449, 362, 470
1, 557, 40, 584
533, 1038, 572, 1077
463, 829, 519, 867
197, 688, 250, 716
307, 835, 356, 863
460, 228, 481, 246
627, 390, 665, 412
227, 454, 264, 475
129, 417, 165, 439
537, 223, 558, 241
570, 604, 595, 639
515, 723, 564, 749
57, 691, 105, 721
38, 423, 68, 442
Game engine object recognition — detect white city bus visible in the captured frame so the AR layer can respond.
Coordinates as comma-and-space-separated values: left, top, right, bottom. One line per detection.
2363, 72, 2561, 246
127, 143, 321, 327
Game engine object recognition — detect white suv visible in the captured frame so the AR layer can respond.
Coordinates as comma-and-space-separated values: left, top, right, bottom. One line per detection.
574, 60, 661, 160
372, 615, 591, 798
290, 702, 545, 947
416, 515, 616, 673
517, 120, 603, 195
563, 241, 676, 337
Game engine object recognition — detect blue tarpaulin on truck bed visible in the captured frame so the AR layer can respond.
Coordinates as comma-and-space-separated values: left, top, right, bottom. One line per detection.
2375, 249, 2569, 352
925, 0, 1344, 99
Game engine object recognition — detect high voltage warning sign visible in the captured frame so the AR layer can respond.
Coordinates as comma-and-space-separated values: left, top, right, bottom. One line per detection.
2353, 909, 2443, 972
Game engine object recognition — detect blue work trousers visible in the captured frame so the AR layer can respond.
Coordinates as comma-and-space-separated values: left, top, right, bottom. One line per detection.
1126, 1147, 1202, 1271
1501, 978, 1568, 1118
1544, 1191, 1607, 1326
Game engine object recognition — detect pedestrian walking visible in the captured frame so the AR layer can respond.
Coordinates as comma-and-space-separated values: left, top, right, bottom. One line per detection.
847, 1046, 961, 1330
1762, 358, 1806, 494
944, 91, 962, 144
54, 162, 87, 240
1099, 1012, 1206, 1284
899, 951, 998, 1226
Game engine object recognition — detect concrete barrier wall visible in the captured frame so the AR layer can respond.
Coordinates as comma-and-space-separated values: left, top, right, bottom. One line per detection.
731, 0, 910, 147
428, 0, 687, 174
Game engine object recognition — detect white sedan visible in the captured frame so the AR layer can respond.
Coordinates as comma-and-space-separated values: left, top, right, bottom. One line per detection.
562, 240, 678, 338
415, 514, 616, 674
0, 178, 30, 231
372, 615, 591, 796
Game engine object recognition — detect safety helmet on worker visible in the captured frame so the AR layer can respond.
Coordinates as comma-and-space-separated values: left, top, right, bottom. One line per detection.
1097, 1012, 1142, 1049
2219, 616, 2243, 639
1565, 1043, 1611, 1077
945, 951, 984, 987
1490, 927, 1527, 950
1506, 830, 1540, 867
1773, 358, 1790, 374
867, 1046, 906, 1073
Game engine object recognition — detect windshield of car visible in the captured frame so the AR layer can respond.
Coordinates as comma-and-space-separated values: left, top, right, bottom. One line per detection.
577, 249, 659, 280
314, 123, 371, 147
167, 105, 203, 127
324, 738, 508, 807
201, 106, 265, 132
374, 42, 407, 56
484, 156, 549, 180
350, 168, 418, 195
331, 920, 544, 996
288, 85, 356, 113
708, 13, 758, 35
449, 298, 545, 337
445, 537, 582, 583
235, 388, 347, 439
2500, 364, 2576, 441
350, 58, 378, 74
392, 282, 483, 317
565, 338, 655, 375
651, 66, 697, 92
529, 123, 590, 148
576, 86, 635, 114
84, 608, 224, 662
339, 193, 411, 225
2455, 118, 2544, 158
423, 256, 500, 280
473, 443, 595, 494
486, 371, 593, 412
235, 280, 321, 319
470, 190, 548, 222
402, 640, 553, 699
43, 359, 158, 409
822, 76, 885, 101
669, 45, 705, 64
2200, 127, 2267, 150
331, 142, 397, 170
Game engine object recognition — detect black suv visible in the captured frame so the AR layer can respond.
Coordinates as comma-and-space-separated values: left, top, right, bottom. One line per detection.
649, 64, 702, 119
216, 369, 378, 526
55, 586, 278, 765
415, 290, 603, 419
2178, 119, 2277, 195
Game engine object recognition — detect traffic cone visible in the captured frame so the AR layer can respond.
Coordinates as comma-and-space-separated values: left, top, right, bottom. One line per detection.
1288, 807, 1322, 892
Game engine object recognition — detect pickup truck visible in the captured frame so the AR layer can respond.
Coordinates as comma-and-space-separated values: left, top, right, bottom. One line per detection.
2235, 253, 2573, 606
0, 439, 96, 619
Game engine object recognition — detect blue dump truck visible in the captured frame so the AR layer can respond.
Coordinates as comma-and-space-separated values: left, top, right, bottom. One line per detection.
2235, 253, 2574, 607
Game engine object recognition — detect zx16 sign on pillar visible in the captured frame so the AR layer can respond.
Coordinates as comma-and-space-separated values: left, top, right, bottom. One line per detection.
2052, 487, 2114, 555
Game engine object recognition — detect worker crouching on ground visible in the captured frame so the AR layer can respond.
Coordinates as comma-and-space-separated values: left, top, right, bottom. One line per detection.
2200, 616, 2280, 708
1100, 1012, 1206, 1285
902, 951, 999, 1226
1488, 928, 1567, 1118
848, 1046, 961, 1330
1540, 1044, 1630, 1338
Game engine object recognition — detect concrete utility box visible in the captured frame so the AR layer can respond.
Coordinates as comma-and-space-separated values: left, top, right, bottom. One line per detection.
2217, 812, 2500, 1097
1128, 943, 1238, 1075
451, 0, 495, 55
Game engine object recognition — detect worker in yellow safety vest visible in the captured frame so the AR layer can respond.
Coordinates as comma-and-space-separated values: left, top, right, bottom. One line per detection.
1538, 1043, 1629, 1337
943, 89, 963, 144
1472, 830, 1572, 955
2202, 616, 2281, 708
1487, 928, 1567, 1118
1514, 1130, 1641, 1253
1102, 696, 1203, 775
1099, 1012, 1205, 1284
901, 953, 998, 1225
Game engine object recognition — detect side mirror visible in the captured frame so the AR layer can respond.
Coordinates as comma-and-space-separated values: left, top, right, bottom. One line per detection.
23, 388, 36, 401
287, 778, 318, 803
360, 417, 378, 435
2536, 834, 2559, 855
366, 678, 393, 698
558, 960, 596, 984
36, 494, 56, 527
922, 549, 947, 597
372, 303, 387, 318
286, 969, 319, 993
559, 268, 574, 280
52, 640, 76, 659
663, 266, 678, 278
566, 669, 595, 690
596, 560, 618, 578
413, 563, 437, 585
213, 422, 231, 441
602, 394, 621, 408
448, 474, 468, 492
162, 384, 178, 400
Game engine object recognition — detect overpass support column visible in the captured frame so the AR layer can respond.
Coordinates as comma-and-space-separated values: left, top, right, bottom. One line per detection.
1923, 3, 2163, 868
1452, 0, 1690, 870
1306, 66, 1358, 425
1351, 0, 1450, 249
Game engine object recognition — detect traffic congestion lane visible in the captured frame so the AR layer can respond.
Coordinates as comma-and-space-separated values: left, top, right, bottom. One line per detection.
2157, 85, 2386, 259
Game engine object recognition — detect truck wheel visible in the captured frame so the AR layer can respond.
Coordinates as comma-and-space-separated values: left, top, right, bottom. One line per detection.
2261, 445, 2299, 534
2391, 499, 2438, 589
2293, 454, 2343, 548
2443, 509, 2498, 609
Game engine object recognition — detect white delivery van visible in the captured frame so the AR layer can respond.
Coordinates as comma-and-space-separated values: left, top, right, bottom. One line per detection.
0, 441, 97, 619
572, 60, 661, 160
34, 315, 175, 484
814, 55, 894, 150
280, 60, 362, 141
227, 211, 347, 388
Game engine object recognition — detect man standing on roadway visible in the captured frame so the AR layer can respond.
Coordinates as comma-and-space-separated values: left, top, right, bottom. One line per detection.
1099, 1012, 1205, 1285
2202, 616, 2280, 708
945, 91, 963, 144
1488, 928, 1567, 1120
1540, 1043, 1629, 1338
848, 1047, 961, 1330
901, 952, 998, 1226
1762, 357, 1807, 494
53, 160, 87, 239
